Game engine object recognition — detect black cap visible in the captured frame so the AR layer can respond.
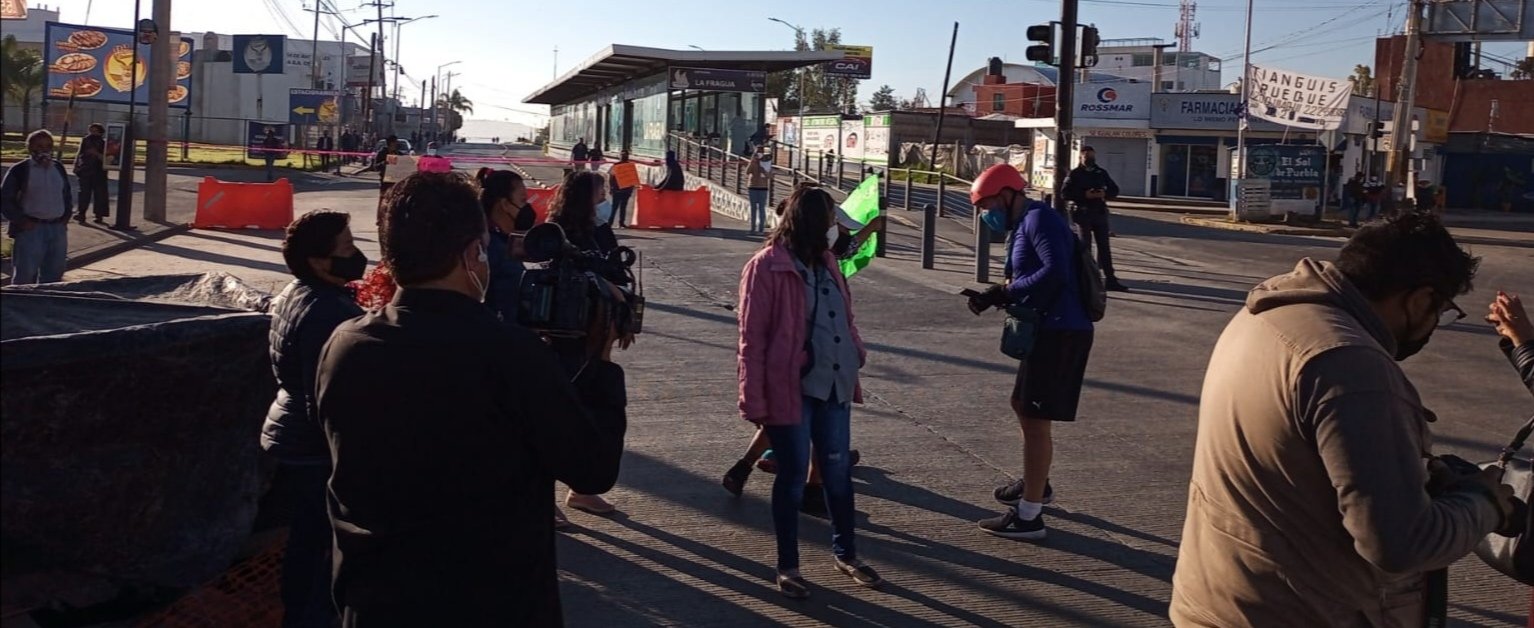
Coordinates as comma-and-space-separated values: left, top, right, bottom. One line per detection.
387, 134, 399, 142
1082, 145, 1096, 152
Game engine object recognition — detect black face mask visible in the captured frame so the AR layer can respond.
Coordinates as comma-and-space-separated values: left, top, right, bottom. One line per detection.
1084, 157, 1097, 167
1394, 300, 1435, 361
330, 250, 368, 282
831, 232, 855, 257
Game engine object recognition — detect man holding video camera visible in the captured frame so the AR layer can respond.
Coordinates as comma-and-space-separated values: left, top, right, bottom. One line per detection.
1171, 212, 1524, 627
315, 172, 627, 627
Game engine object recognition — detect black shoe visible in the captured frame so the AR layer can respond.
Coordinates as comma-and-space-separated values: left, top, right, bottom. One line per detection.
1105, 278, 1130, 292
978, 509, 1047, 540
801, 485, 827, 516
993, 479, 1054, 506
776, 572, 810, 599
834, 557, 883, 588
849, 449, 861, 467
74, 215, 86, 225
722, 459, 753, 497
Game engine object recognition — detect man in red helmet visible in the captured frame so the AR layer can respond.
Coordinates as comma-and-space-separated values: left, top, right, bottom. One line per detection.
965, 164, 1096, 540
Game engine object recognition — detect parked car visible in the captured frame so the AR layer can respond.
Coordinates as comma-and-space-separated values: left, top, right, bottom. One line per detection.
374, 139, 415, 155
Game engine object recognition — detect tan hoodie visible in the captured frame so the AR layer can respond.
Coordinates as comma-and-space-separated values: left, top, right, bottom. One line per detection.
1170, 259, 1502, 628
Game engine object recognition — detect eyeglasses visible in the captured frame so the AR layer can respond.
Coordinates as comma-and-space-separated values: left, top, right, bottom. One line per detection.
1437, 300, 1466, 327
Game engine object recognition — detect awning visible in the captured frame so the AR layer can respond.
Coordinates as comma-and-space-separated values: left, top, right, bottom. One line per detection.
524, 45, 844, 105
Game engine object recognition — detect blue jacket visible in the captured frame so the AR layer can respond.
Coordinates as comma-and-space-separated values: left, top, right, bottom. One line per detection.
1006, 201, 1092, 331
262, 279, 364, 464
485, 225, 526, 329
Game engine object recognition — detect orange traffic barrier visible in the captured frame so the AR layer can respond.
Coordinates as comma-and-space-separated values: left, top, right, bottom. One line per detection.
525, 186, 559, 225
631, 186, 711, 230
192, 177, 295, 230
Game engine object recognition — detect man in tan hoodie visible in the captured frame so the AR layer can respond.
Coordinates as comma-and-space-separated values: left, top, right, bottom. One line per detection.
1171, 212, 1522, 627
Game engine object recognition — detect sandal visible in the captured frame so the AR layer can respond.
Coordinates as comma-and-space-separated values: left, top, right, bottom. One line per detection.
565, 492, 617, 515
756, 450, 778, 474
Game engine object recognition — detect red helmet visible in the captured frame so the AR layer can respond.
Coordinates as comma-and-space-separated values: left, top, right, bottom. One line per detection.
970, 164, 1028, 204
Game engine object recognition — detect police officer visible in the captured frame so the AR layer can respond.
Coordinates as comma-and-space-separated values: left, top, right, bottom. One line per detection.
1062, 146, 1128, 292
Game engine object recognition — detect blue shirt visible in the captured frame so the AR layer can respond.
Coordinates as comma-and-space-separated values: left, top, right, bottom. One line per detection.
794, 257, 859, 403
484, 225, 525, 329
1005, 201, 1093, 331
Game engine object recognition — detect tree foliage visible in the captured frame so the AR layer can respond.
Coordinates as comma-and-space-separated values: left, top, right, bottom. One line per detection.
1512, 56, 1534, 80
764, 27, 860, 115
867, 84, 899, 111
2, 35, 45, 130
1349, 64, 1374, 96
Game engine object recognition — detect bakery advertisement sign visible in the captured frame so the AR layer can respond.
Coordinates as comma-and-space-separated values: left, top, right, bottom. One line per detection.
44, 22, 194, 108
1247, 65, 1348, 131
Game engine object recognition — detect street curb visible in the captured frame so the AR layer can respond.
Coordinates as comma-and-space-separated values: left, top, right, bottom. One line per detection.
1118, 202, 1229, 216
67, 222, 193, 270
1179, 215, 1346, 237
886, 212, 977, 251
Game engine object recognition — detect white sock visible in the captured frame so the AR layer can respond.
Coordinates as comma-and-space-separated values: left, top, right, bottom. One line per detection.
1015, 500, 1043, 520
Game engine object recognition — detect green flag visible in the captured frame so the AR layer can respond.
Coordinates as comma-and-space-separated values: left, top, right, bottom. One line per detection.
838, 175, 881, 278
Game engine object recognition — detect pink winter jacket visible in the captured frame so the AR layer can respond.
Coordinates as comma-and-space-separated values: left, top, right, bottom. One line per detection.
737, 244, 866, 426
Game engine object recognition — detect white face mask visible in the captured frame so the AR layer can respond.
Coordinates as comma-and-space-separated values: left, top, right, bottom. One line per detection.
826, 224, 840, 250
466, 243, 489, 302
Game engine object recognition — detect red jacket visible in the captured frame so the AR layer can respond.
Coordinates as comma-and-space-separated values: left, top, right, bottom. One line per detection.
736, 244, 865, 426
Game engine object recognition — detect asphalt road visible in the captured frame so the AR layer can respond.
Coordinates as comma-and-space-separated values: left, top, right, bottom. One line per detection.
60, 142, 1534, 627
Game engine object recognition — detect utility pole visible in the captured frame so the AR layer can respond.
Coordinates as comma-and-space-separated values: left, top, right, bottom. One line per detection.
1386, 0, 1424, 209
417, 79, 426, 139
144, 0, 171, 222
429, 75, 437, 134
311, 0, 322, 88
1232, 0, 1255, 220
1052, 0, 1080, 214
363, 32, 377, 135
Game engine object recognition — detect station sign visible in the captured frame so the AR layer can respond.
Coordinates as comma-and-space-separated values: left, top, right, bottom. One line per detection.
669, 67, 766, 93
823, 44, 873, 80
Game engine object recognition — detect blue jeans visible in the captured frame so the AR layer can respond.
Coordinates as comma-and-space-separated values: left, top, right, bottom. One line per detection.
10, 221, 68, 285
748, 188, 769, 233
1348, 200, 1378, 226
763, 395, 856, 571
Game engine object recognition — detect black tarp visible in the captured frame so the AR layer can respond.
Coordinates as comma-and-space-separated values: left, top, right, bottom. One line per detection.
1, 273, 275, 608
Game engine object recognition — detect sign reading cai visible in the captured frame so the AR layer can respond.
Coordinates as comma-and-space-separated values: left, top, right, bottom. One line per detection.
823, 44, 873, 80
233, 34, 286, 74
44, 22, 194, 108
669, 67, 765, 93
1247, 65, 1348, 131
1073, 82, 1150, 119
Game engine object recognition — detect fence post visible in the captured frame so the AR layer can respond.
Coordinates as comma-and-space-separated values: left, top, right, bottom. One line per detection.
876, 194, 888, 258
921, 203, 937, 270
937, 176, 947, 218
974, 211, 990, 283
736, 160, 744, 195
904, 174, 912, 211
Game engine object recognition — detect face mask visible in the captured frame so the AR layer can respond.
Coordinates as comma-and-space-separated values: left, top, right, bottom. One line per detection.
466, 244, 489, 302
32, 150, 51, 163
595, 199, 614, 226
426, 149, 439, 156
826, 224, 841, 250
981, 207, 1009, 233
1084, 157, 1097, 167
1394, 299, 1436, 361
329, 250, 368, 282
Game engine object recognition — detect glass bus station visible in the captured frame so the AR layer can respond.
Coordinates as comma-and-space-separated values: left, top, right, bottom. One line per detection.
524, 45, 843, 159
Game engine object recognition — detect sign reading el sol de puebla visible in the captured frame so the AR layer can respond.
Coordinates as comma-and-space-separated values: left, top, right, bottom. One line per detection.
823, 44, 873, 80
669, 67, 766, 93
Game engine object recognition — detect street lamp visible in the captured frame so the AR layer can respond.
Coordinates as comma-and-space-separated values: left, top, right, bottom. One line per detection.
433, 60, 461, 131
391, 15, 437, 102
769, 17, 808, 174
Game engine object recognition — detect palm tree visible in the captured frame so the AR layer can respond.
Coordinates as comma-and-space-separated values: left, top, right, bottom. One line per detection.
2, 35, 45, 132
435, 89, 473, 135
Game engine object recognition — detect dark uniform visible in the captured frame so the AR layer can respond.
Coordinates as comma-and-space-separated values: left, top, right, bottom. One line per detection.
1061, 160, 1124, 289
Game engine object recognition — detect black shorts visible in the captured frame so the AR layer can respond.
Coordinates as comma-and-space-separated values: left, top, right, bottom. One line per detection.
1011, 329, 1094, 422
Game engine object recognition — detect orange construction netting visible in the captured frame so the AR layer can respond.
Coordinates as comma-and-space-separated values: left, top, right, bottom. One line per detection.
133, 532, 286, 628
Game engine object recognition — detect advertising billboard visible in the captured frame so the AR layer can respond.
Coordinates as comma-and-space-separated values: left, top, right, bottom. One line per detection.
247, 121, 290, 160
863, 114, 891, 165
1245, 144, 1324, 212
668, 67, 766, 93
800, 116, 841, 157
233, 34, 286, 74
289, 89, 342, 126
44, 22, 194, 108
1073, 82, 1151, 120
823, 44, 873, 80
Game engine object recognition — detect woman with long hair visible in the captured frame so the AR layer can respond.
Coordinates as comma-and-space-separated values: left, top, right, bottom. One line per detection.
736, 187, 881, 598
543, 169, 622, 521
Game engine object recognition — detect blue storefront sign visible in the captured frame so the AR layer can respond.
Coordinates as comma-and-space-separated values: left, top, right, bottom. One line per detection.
288, 89, 342, 125
668, 67, 766, 93
233, 35, 286, 74
1150, 93, 1285, 131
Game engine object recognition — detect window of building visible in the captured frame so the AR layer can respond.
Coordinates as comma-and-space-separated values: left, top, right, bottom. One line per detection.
1162, 81, 1175, 91
992, 92, 1006, 112
1132, 53, 1154, 67
1176, 81, 1185, 90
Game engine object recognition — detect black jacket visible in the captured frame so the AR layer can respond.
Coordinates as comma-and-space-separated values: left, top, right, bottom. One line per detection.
315, 288, 626, 627
1502, 338, 1534, 394
1062, 163, 1120, 212
261, 280, 363, 464
75, 133, 106, 175
0, 158, 74, 237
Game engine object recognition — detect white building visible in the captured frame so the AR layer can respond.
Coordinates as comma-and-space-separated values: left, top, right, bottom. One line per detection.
1092, 38, 1222, 92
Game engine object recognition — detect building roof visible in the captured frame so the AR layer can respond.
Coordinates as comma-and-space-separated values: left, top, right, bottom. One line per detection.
525, 45, 844, 105
946, 63, 1137, 102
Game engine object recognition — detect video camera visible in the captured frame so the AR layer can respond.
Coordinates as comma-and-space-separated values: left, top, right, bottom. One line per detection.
516, 223, 644, 339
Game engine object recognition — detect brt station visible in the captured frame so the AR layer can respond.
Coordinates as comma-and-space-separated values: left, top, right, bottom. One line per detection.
525, 45, 844, 161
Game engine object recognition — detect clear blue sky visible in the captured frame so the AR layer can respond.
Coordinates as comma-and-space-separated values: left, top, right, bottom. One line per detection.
43, 0, 1530, 126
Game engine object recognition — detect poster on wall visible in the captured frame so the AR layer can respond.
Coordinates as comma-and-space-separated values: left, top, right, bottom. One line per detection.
246, 121, 290, 160
233, 35, 286, 74
839, 120, 865, 162
105, 123, 125, 166
1247, 65, 1348, 131
801, 116, 840, 157
863, 114, 890, 165
1, 0, 26, 20
44, 22, 194, 108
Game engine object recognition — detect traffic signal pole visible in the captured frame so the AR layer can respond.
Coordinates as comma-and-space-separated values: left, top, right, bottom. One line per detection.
1052, 0, 1079, 215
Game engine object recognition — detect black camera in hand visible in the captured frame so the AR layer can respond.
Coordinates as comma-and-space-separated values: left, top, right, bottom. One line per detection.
516, 223, 644, 339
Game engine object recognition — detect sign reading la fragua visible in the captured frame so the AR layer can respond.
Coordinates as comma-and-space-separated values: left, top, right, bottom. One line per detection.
1247, 65, 1348, 131
823, 44, 873, 80
668, 67, 766, 93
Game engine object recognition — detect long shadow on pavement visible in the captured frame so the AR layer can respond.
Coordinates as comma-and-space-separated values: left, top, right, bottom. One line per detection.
136, 240, 289, 275
178, 229, 284, 254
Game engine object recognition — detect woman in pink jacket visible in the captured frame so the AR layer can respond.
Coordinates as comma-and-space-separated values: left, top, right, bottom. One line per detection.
736, 187, 881, 599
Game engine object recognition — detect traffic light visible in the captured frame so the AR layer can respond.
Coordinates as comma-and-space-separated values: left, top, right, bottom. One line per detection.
1026, 23, 1057, 66
1081, 26, 1101, 68
1372, 121, 1385, 139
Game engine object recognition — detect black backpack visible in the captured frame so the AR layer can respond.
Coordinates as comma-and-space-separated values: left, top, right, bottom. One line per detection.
1074, 229, 1107, 322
